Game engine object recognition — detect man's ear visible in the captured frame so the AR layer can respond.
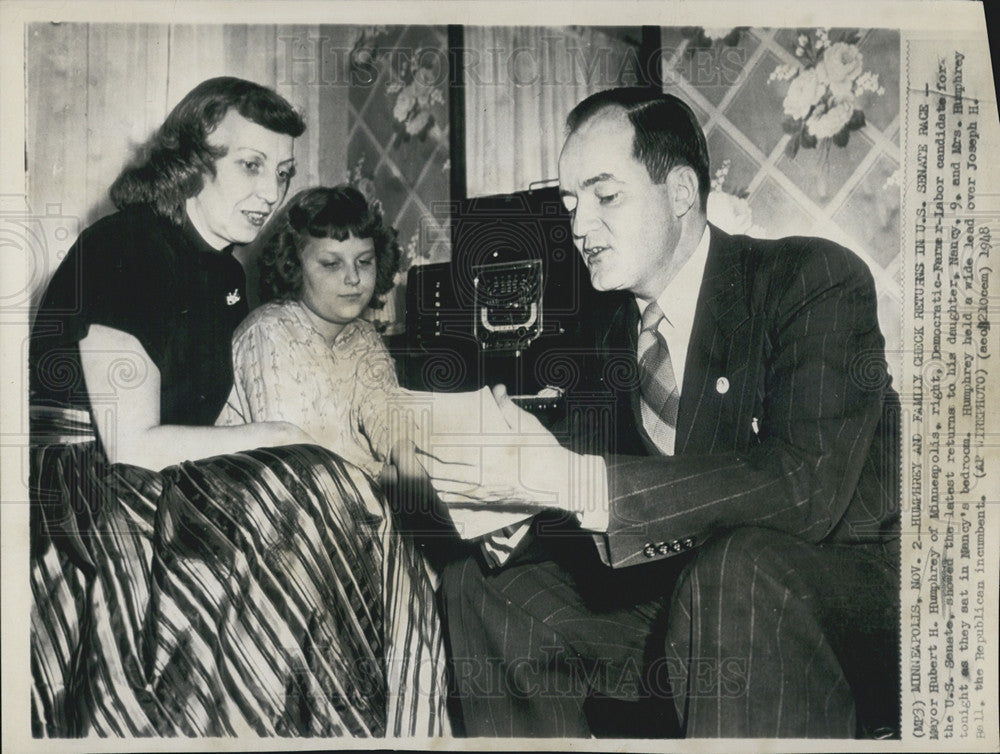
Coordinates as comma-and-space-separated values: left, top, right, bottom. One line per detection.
666, 166, 699, 218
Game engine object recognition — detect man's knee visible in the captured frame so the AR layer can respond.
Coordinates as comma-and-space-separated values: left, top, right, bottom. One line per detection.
674, 527, 792, 596
438, 553, 486, 614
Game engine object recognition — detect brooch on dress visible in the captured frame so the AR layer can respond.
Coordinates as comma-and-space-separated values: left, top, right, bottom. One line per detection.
226, 289, 242, 306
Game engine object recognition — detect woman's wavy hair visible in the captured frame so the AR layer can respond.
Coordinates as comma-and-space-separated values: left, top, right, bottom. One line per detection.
109, 77, 306, 224
258, 185, 402, 310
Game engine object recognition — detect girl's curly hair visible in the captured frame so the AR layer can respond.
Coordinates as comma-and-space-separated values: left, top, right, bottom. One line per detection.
109, 77, 306, 224
258, 185, 402, 310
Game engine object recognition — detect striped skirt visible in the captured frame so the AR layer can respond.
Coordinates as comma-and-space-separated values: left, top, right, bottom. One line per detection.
30, 407, 449, 738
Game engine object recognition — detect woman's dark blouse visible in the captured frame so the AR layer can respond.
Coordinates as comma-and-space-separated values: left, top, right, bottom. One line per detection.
30, 204, 248, 426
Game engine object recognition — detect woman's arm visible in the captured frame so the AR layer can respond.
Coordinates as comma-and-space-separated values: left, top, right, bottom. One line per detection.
80, 324, 314, 470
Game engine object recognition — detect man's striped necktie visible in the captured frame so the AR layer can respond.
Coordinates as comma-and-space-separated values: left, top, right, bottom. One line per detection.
638, 301, 679, 454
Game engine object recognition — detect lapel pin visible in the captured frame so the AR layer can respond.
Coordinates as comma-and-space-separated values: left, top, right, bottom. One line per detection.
226, 289, 242, 306
715, 376, 729, 394
752, 417, 760, 435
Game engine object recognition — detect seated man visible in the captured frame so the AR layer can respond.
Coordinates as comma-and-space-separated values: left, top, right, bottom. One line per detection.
439, 87, 900, 738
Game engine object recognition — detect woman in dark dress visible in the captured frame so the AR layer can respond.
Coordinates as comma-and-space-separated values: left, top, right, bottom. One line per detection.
31, 77, 309, 464
29, 77, 447, 738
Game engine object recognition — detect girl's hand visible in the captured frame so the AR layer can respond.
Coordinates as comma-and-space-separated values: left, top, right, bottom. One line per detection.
389, 438, 424, 480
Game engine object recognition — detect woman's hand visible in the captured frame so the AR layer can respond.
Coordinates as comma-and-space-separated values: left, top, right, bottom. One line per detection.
266, 420, 318, 447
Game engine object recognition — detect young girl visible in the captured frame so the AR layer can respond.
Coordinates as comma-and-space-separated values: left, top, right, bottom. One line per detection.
223, 185, 404, 476
219, 185, 449, 737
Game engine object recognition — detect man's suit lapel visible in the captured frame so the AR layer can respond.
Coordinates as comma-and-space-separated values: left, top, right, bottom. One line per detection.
598, 292, 637, 355
676, 225, 757, 454
595, 292, 658, 453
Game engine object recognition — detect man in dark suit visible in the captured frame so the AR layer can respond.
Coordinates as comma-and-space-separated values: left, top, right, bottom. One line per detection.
438, 88, 899, 738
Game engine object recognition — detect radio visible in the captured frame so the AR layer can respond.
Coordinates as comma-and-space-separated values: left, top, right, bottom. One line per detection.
403, 184, 598, 396
473, 258, 542, 352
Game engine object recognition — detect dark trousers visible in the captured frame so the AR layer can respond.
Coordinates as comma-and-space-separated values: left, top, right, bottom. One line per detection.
439, 521, 899, 738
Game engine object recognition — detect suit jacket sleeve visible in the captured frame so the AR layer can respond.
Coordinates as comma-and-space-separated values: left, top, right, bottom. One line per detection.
599, 237, 891, 568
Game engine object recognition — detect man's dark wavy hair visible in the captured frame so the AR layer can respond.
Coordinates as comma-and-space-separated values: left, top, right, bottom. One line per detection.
566, 87, 710, 211
258, 185, 402, 310
109, 77, 306, 224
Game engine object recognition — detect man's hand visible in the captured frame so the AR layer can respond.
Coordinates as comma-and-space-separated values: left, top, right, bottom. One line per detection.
390, 385, 552, 508
490, 384, 557, 435
413, 384, 597, 516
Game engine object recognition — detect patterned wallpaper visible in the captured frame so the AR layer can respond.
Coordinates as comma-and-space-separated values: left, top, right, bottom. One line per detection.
347, 25, 452, 333
660, 26, 902, 367
335, 25, 902, 364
